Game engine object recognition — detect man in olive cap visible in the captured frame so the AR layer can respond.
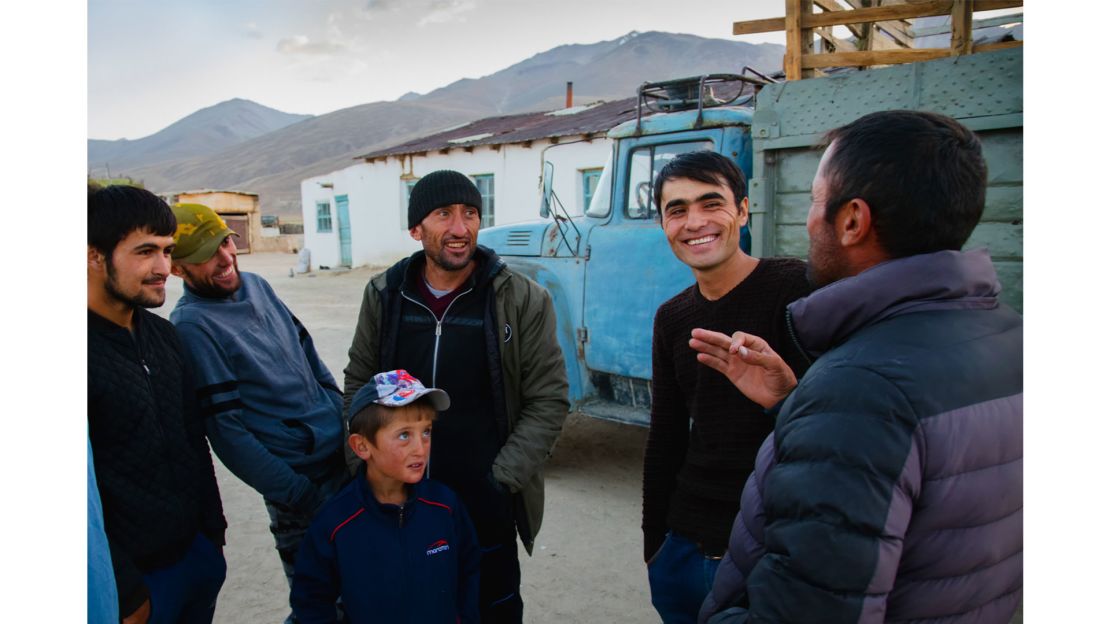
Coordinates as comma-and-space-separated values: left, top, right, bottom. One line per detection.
169, 203, 348, 624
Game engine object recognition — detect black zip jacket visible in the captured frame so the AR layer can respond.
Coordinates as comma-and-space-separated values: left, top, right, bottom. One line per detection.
87, 308, 227, 616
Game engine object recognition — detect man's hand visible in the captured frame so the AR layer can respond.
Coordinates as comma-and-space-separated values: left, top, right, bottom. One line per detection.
689, 328, 798, 409
122, 598, 151, 624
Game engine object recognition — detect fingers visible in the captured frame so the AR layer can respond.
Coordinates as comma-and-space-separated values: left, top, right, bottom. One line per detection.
695, 352, 730, 376
728, 331, 773, 357
690, 328, 734, 350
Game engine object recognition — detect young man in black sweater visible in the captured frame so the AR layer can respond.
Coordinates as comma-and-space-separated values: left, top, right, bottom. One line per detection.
642, 151, 810, 624
88, 184, 227, 624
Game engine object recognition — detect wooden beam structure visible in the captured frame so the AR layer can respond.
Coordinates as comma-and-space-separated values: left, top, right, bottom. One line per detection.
734, 0, 1023, 35
735, 0, 1023, 78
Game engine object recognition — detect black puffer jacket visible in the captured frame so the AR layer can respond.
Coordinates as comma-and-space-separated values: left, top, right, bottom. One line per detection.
88, 309, 227, 616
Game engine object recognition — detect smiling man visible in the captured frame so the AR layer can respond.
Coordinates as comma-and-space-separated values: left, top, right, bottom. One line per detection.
168, 203, 349, 624
87, 185, 227, 624
642, 151, 811, 624
343, 170, 569, 624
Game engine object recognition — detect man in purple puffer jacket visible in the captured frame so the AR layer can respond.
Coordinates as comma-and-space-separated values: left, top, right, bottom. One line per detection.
690, 110, 1022, 623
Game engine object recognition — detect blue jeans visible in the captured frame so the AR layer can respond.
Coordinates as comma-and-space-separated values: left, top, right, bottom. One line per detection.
142, 532, 227, 624
647, 531, 722, 624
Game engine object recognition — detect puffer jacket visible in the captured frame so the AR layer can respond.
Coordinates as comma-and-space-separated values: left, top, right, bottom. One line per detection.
343, 245, 569, 553
88, 308, 227, 616
700, 249, 1022, 624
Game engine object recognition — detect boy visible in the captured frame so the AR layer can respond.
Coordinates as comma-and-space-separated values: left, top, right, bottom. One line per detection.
292, 370, 480, 624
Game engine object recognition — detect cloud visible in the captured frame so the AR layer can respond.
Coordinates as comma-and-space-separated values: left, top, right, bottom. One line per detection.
276, 34, 348, 55
417, 0, 478, 27
364, 0, 398, 10
244, 22, 264, 39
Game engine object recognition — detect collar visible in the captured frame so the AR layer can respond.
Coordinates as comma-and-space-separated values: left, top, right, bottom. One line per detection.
788, 248, 1001, 357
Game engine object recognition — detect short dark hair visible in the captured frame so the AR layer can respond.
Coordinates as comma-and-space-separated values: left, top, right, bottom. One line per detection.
821, 110, 987, 258
653, 150, 748, 214
88, 184, 176, 256
349, 397, 437, 442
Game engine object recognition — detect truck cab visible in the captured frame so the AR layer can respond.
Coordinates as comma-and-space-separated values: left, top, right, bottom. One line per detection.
479, 75, 763, 425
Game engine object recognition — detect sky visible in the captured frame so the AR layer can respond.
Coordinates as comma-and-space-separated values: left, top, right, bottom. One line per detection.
88, 0, 792, 140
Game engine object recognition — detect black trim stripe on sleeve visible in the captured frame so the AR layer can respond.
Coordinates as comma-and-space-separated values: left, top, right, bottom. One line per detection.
201, 398, 246, 417
197, 381, 239, 401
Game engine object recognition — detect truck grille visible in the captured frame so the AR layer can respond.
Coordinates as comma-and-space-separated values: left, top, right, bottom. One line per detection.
506, 230, 533, 247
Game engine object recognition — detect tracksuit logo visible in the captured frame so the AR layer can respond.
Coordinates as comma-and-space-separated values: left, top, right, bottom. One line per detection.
426, 539, 450, 556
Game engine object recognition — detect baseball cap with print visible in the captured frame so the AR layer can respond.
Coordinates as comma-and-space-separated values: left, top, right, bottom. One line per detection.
348, 369, 451, 424
171, 202, 239, 264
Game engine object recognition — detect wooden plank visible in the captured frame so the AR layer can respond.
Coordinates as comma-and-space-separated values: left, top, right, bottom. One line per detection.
801, 0, 816, 78
785, 0, 804, 80
951, 0, 973, 55
801, 47, 952, 68
875, 20, 915, 47
974, 39, 1022, 52
912, 12, 1023, 37
815, 26, 857, 53
733, 16, 786, 36
813, 0, 866, 38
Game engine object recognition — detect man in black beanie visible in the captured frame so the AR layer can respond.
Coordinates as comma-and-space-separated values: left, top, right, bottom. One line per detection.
343, 170, 570, 623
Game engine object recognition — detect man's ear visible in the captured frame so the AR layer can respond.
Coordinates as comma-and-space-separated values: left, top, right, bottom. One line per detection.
409, 225, 423, 242
170, 263, 184, 278
348, 433, 374, 461
88, 246, 106, 271
736, 196, 750, 227
835, 198, 873, 247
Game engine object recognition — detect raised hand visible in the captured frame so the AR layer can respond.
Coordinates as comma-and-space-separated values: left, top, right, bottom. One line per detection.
689, 328, 798, 409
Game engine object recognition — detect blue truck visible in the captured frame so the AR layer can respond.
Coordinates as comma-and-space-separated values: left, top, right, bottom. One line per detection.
478, 48, 1023, 426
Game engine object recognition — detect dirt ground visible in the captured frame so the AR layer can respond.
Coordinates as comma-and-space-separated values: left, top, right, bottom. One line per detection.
156, 251, 658, 624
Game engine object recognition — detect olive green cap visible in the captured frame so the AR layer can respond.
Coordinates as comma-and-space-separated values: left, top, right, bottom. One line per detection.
171, 203, 238, 264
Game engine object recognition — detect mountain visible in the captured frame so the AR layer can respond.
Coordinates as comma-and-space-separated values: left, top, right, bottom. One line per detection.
97, 31, 784, 216
88, 98, 313, 175
416, 31, 783, 114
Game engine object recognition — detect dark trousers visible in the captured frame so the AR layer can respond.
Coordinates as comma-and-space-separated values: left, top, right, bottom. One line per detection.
265, 464, 349, 624
142, 532, 226, 624
456, 475, 524, 624
647, 531, 722, 624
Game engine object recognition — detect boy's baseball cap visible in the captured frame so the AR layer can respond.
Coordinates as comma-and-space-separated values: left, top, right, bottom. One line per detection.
348, 369, 450, 423
171, 203, 239, 264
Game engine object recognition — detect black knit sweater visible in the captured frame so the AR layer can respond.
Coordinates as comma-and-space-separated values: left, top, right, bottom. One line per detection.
642, 257, 811, 560
88, 309, 227, 615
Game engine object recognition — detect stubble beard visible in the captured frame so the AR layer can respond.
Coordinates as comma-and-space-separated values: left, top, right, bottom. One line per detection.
428, 240, 475, 272
105, 259, 165, 309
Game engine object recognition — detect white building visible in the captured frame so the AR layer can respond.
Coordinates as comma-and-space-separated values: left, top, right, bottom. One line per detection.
300, 98, 637, 269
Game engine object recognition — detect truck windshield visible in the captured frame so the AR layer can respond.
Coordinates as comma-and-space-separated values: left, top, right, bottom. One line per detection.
625, 140, 714, 220
585, 159, 613, 218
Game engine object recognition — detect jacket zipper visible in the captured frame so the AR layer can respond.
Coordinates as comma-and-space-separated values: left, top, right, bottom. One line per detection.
399, 287, 473, 477
784, 308, 812, 367
400, 288, 473, 387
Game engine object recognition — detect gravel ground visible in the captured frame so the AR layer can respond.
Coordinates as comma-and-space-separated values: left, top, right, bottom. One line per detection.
155, 251, 657, 623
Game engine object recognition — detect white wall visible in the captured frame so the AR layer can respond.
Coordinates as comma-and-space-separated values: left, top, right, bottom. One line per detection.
301, 137, 613, 269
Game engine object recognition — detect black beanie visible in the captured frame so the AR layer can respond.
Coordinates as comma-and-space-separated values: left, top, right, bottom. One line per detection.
408, 170, 483, 229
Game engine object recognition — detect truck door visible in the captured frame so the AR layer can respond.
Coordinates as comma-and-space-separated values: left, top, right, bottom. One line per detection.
581, 132, 722, 400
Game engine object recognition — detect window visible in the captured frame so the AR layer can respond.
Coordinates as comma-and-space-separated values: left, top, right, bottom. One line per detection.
625, 140, 714, 220
316, 201, 332, 233
581, 168, 603, 214
472, 174, 495, 229
401, 179, 419, 230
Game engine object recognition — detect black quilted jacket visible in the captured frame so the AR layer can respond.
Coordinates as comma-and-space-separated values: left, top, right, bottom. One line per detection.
87, 308, 227, 615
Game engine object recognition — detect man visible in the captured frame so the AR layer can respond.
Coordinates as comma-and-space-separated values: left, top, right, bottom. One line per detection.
691, 110, 1023, 623
87, 184, 228, 623
168, 203, 349, 623
343, 169, 569, 623
642, 151, 811, 624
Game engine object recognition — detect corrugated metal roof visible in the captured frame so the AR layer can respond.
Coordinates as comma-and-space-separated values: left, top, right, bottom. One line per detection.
357, 98, 638, 161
